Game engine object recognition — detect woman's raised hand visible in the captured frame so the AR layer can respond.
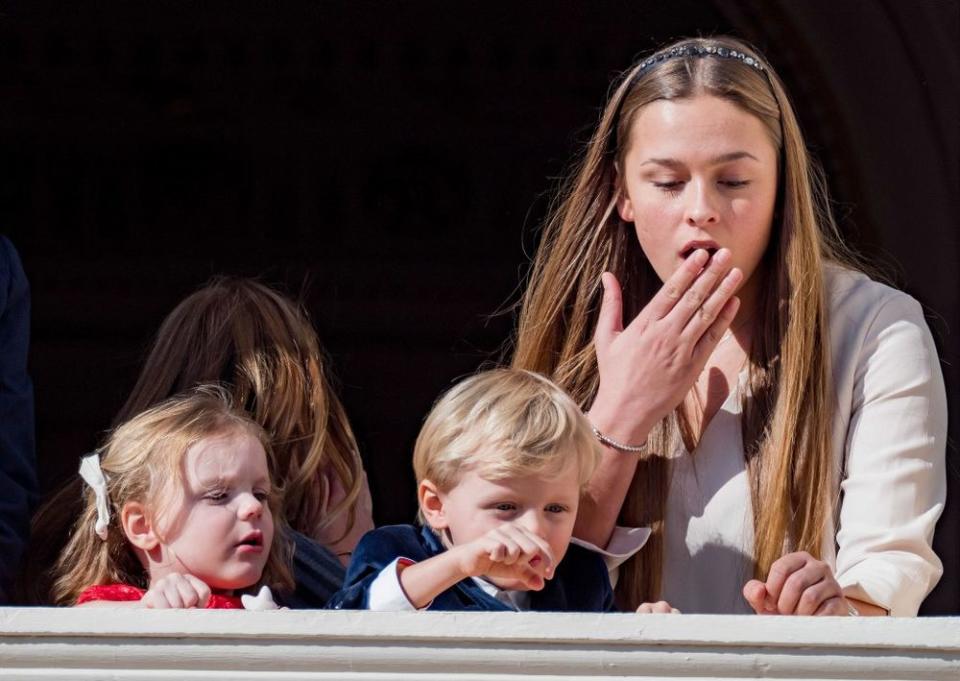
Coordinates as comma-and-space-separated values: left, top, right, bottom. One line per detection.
589, 248, 742, 444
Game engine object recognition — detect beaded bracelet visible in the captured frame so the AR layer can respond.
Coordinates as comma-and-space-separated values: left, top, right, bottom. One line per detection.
591, 425, 648, 454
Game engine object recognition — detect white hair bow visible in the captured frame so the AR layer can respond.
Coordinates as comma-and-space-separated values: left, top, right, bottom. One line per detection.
78, 453, 111, 541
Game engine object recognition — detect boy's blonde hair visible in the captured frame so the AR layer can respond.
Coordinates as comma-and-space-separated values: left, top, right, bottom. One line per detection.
413, 369, 600, 497
52, 386, 294, 605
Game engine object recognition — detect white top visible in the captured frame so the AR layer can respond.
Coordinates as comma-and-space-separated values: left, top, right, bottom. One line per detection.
660, 266, 947, 616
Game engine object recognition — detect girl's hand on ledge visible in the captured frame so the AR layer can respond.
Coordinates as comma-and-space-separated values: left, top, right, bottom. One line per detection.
742, 551, 885, 616
142, 573, 211, 609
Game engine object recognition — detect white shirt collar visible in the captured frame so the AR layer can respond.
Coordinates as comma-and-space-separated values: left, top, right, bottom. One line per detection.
469, 576, 531, 611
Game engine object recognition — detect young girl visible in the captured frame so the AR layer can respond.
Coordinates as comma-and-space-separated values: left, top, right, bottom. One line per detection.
54, 387, 293, 608
512, 36, 946, 615
23, 277, 371, 606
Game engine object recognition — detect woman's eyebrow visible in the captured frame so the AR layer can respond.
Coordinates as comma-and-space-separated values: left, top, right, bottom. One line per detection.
640, 151, 759, 168
709, 151, 759, 164
640, 157, 685, 169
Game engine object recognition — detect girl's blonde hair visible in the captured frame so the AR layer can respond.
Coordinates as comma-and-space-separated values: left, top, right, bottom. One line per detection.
512, 36, 858, 609
414, 369, 601, 500
53, 386, 294, 605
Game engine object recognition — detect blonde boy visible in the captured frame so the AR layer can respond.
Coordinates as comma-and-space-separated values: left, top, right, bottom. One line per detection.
328, 369, 614, 611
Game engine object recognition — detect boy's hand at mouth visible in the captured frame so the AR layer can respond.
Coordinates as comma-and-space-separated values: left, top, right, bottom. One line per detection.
452, 523, 555, 590
396, 523, 556, 608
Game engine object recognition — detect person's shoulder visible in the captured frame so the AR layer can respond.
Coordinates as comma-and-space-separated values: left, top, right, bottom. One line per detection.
0, 235, 14, 257
536, 543, 613, 612
560, 542, 610, 577
824, 263, 924, 328
346, 524, 434, 574
0, 235, 24, 301
553, 543, 612, 600
355, 524, 424, 547
0, 235, 21, 274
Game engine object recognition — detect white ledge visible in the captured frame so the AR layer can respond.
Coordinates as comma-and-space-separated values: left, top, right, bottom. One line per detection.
1, 607, 959, 680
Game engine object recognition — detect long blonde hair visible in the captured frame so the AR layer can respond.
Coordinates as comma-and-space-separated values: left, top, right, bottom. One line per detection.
512, 36, 855, 609
53, 387, 294, 605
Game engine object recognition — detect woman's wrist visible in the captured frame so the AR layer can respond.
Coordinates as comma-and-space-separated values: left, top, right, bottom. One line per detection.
844, 596, 888, 616
586, 403, 655, 448
591, 424, 649, 454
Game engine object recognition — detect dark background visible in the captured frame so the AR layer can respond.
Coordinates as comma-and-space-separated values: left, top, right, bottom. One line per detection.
1, 1, 957, 612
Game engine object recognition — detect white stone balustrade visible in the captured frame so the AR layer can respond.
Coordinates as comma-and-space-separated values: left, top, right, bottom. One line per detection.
1, 608, 958, 680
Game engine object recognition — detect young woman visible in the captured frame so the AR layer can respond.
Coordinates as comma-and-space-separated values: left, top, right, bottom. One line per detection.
512, 36, 946, 616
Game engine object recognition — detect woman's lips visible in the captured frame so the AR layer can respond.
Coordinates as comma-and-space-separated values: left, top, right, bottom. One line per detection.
679, 241, 720, 260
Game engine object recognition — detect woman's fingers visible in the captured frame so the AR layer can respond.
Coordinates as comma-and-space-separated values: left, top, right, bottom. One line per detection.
764, 552, 814, 607
742, 579, 776, 614
641, 249, 710, 323
793, 578, 843, 616
664, 249, 735, 332
594, 272, 625, 352
777, 570, 828, 615
680, 268, 743, 346
750, 552, 845, 615
692, 296, 740, 357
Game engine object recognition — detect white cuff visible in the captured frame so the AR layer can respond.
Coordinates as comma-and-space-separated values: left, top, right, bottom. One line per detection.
367, 557, 422, 611
571, 525, 651, 590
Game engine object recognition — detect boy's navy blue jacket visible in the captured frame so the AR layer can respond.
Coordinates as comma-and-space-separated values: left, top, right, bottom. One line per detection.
327, 524, 615, 612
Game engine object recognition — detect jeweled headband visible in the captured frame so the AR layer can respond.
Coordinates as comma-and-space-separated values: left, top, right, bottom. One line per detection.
635, 43, 766, 76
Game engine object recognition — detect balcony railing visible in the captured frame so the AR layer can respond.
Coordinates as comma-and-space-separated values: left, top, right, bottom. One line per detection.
1, 607, 958, 680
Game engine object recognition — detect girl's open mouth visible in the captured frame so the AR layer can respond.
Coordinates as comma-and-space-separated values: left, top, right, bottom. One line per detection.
235, 531, 264, 552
